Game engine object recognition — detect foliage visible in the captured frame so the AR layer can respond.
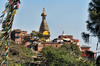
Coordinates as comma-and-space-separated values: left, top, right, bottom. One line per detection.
41, 44, 95, 66
82, 0, 100, 65
96, 55, 100, 66
61, 43, 81, 58
30, 31, 44, 41
82, 0, 100, 43
81, 32, 90, 43
0, 40, 34, 66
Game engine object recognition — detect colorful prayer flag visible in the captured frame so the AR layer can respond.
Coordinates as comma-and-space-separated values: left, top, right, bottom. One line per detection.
13, 9, 17, 14
0, 0, 21, 65
0, 18, 3, 24
2, 8, 7, 13
0, 14, 5, 18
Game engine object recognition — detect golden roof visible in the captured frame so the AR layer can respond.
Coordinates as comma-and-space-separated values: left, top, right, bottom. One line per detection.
41, 8, 47, 16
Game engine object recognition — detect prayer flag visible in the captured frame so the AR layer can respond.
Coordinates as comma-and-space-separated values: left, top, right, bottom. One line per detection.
14, 9, 17, 14
96, 42, 98, 51
0, 14, 5, 18
9, 0, 12, 3
17, 3, 19, 8
0, 18, 3, 24
2, 8, 7, 13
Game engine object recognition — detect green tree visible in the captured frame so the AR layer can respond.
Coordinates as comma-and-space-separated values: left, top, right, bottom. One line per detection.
82, 0, 100, 44
30, 31, 44, 41
82, 1, 100, 65
61, 44, 81, 58
40, 44, 94, 66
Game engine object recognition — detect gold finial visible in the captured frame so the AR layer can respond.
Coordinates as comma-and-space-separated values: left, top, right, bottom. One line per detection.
41, 8, 47, 16
62, 31, 65, 35
43, 8, 45, 12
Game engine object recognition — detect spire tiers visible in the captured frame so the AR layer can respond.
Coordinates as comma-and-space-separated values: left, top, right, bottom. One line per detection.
41, 8, 47, 17
39, 8, 50, 41
40, 8, 49, 33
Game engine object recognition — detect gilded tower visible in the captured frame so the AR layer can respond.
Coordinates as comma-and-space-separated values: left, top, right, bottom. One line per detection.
39, 8, 50, 41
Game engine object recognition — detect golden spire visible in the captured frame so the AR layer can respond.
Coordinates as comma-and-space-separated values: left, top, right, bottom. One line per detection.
39, 8, 50, 33
39, 8, 50, 41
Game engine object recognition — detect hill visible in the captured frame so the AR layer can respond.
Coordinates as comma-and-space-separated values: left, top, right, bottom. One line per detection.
0, 40, 34, 66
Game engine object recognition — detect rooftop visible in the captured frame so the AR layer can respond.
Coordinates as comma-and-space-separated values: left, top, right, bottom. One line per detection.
14, 29, 21, 32
41, 42, 62, 44
81, 45, 91, 48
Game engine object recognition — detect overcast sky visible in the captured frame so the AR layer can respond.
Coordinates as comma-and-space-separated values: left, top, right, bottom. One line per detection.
0, 0, 98, 52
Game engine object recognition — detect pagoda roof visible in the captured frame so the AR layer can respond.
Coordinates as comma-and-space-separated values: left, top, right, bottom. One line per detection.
39, 20, 49, 32
81, 45, 91, 48
14, 29, 21, 32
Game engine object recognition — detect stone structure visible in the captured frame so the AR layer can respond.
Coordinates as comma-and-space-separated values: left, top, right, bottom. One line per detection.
53, 31, 79, 45
33, 42, 62, 52
11, 9, 80, 53
39, 8, 50, 42
11, 29, 27, 44
11, 29, 32, 47
33, 31, 79, 52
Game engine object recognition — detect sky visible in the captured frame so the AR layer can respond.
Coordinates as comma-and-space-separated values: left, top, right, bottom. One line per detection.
0, 0, 98, 52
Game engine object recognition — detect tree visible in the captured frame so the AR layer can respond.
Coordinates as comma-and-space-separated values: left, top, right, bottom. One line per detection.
96, 55, 100, 66
30, 31, 44, 41
82, 0, 100, 48
61, 44, 81, 58
40, 44, 94, 66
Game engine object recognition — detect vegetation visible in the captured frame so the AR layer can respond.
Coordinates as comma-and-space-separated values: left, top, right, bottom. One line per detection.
0, 40, 34, 66
0, 40, 96, 66
81, 0, 100, 65
30, 30, 47, 42
41, 44, 95, 66
30, 31, 44, 41
82, 0, 100, 43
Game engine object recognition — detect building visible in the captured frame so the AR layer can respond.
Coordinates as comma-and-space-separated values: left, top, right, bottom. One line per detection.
81, 45, 95, 60
11, 29, 33, 47
22, 34, 33, 48
11, 9, 80, 52
11, 29, 27, 44
33, 42, 62, 52
53, 31, 79, 45
81, 45, 90, 51
32, 31, 79, 52
39, 8, 50, 42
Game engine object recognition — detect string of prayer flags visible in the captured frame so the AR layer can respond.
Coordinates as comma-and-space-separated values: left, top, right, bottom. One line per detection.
0, 0, 21, 65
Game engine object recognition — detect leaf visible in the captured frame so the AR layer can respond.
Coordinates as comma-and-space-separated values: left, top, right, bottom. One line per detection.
81, 32, 90, 43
